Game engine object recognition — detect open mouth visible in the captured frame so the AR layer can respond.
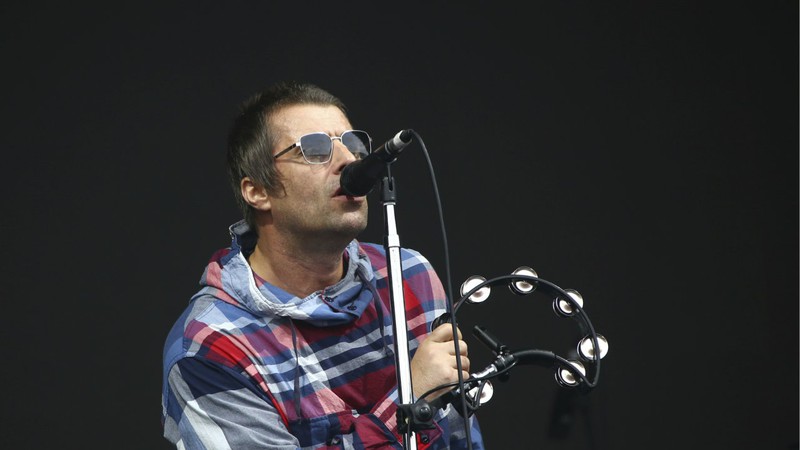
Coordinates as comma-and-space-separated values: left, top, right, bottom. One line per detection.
333, 186, 362, 201
333, 187, 352, 198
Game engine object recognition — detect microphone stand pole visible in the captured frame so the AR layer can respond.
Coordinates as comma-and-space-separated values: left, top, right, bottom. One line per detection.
380, 171, 417, 450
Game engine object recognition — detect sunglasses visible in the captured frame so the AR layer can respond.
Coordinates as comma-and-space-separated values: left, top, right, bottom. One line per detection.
274, 130, 372, 164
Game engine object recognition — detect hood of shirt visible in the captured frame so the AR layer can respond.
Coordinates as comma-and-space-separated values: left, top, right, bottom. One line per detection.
194, 220, 377, 327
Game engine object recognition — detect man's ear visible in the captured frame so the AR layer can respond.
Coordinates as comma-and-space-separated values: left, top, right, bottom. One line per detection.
240, 177, 271, 212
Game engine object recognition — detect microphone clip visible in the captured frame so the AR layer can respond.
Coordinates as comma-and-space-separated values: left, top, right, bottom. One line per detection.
397, 401, 437, 435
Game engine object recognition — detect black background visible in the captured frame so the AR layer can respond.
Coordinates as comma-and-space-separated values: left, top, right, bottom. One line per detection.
2, 2, 797, 449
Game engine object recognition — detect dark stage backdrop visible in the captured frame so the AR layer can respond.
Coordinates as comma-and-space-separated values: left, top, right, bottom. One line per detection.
2, 2, 797, 449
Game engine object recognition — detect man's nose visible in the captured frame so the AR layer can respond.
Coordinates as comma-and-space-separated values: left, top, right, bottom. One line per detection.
331, 141, 357, 172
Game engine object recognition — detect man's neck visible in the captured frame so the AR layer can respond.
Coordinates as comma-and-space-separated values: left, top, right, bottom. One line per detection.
247, 231, 350, 298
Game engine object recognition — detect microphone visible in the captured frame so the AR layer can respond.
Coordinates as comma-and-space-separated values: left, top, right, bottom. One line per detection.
340, 129, 413, 196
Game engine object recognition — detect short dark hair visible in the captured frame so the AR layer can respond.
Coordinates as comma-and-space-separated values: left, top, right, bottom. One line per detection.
226, 81, 348, 230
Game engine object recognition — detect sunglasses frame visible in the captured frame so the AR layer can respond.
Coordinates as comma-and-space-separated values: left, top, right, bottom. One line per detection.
274, 130, 372, 164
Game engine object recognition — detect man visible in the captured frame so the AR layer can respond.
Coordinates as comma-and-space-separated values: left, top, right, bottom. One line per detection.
161, 81, 484, 449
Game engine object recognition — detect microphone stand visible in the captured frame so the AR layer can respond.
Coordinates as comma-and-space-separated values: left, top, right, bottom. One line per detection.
379, 170, 418, 450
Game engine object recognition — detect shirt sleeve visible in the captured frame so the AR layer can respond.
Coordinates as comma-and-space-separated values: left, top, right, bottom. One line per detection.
347, 385, 443, 449
163, 356, 300, 450
446, 406, 485, 450
163, 356, 443, 449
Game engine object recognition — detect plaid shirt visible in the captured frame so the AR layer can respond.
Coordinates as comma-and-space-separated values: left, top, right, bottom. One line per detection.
162, 221, 484, 449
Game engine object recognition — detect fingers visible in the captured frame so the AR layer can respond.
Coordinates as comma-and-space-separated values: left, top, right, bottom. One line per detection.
430, 322, 463, 341
410, 334, 472, 400
428, 325, 468, 358
453, 355, 470, 373
428, 323, 468, 357
447, 339, 468, 356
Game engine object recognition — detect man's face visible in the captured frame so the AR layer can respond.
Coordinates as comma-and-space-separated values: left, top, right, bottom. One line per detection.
266, 104, 369, 245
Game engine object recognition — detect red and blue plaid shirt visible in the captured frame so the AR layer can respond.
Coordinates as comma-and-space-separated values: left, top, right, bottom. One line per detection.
161, 221, 484, 449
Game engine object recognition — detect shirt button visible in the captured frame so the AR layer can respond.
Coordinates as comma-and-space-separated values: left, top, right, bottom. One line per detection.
420, 435, 430, 444
323, 296, 333, 302
347, 304, 357, 311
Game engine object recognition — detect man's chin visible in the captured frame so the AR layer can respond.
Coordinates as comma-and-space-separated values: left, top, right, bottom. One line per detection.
339, 213, 368, 237
340, 217, 368, 237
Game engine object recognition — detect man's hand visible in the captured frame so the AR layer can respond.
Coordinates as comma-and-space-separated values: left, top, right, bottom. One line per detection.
411, 323, 470, 401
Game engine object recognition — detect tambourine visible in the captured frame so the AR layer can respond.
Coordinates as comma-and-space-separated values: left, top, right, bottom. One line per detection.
423, 266, 609, 418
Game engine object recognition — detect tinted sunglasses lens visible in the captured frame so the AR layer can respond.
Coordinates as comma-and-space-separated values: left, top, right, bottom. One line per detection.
299, 133, 333, 163
342, 131, 371, 159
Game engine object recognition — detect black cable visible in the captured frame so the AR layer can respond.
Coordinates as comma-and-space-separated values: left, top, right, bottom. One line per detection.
454, 274, 602, 390
416, 359, 519, 404
418, 347, 598, 406
402, 132, 604, 447
409, 130, 474, 449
